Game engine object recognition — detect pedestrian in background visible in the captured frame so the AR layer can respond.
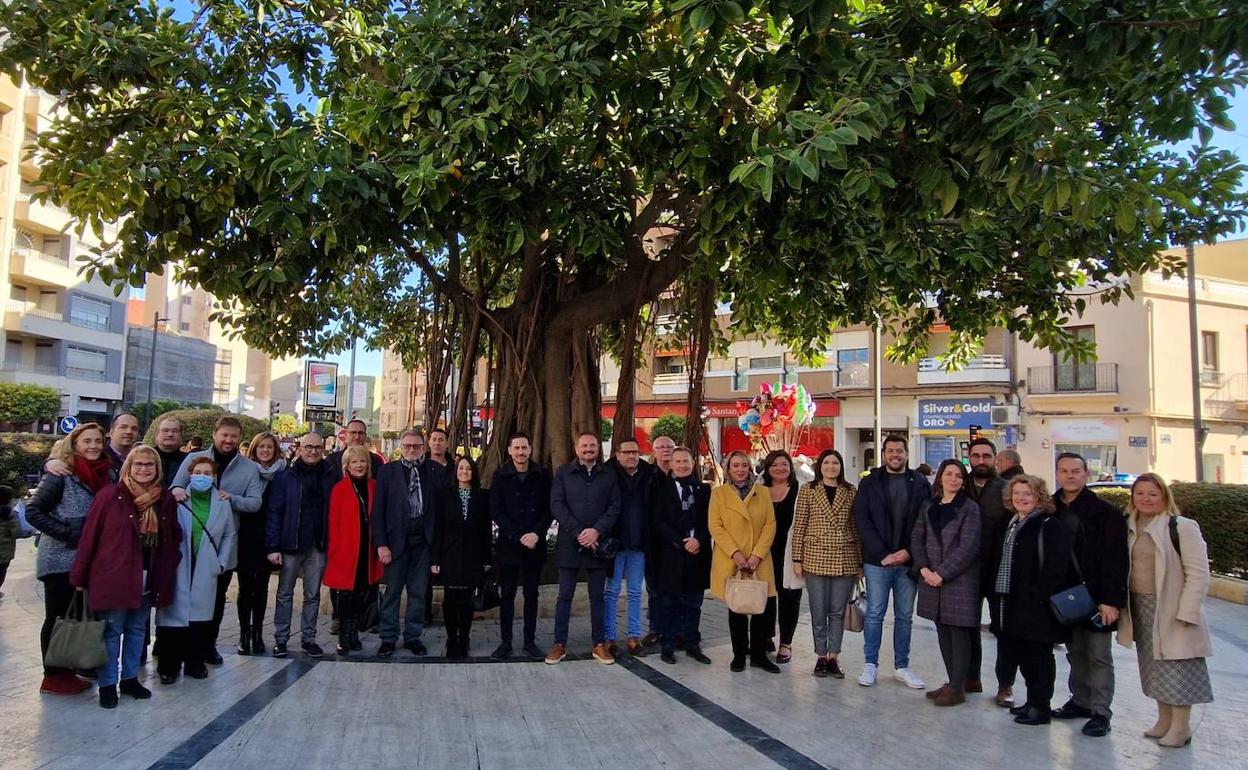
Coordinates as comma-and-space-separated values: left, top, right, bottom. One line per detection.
1118, 473, 1213, 749
912, 459, 981, 707
792, 449, 860, 680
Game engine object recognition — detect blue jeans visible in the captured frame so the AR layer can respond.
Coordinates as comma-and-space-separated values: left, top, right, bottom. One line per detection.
273, 548, 326, 645
863, 563, 918, 668
604, 550, 645, 641
99, 601, 150, 687
379, 543, 431, 644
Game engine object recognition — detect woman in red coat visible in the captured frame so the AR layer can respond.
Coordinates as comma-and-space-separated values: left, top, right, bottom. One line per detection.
70, 445, 182, 708
324, 445, 382, 656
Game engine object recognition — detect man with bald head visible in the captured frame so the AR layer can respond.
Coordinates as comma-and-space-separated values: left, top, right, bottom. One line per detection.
153, 417, 187, 488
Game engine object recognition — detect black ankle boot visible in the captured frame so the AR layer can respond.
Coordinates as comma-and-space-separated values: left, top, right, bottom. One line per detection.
237, 622, 253, 656
252, 626, 266, 655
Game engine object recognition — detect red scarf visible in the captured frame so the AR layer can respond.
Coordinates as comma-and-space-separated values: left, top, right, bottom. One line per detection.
73, 454, 114, 493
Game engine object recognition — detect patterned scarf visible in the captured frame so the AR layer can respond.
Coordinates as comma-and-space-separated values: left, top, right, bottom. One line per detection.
124, 477, 163, 547
994, 510, 1041, 596
73, 454, 114, 493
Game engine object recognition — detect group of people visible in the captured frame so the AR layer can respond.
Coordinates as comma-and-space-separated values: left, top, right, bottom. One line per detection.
19, 415, 1215, 750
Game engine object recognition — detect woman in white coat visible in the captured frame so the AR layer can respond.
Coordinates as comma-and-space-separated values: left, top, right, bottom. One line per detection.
156, 456, 237, 684
1116, 473, 1213, 749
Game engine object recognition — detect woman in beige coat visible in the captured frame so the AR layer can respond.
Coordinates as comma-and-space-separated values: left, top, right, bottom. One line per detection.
709, 451, 778, 673
1116, 473, 1213, 748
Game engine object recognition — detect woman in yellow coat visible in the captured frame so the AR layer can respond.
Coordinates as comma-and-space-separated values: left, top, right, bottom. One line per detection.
709, 450, 779, 673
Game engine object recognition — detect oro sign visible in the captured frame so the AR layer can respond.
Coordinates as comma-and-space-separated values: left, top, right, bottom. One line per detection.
917, 399, 995, 432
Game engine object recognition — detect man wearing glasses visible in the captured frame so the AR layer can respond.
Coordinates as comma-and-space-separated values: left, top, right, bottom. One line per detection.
372, 429, 436, 657
603, 439, 655, 657
264, 431, 337, 658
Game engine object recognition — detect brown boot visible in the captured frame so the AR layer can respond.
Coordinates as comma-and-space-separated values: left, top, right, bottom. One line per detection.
627, 637, 646, 657
926, 683, 952, 700
1159, 705, 1192, 747
934, 689, 967, 707
994, 687, 1014, 707
964, 678, 983, 693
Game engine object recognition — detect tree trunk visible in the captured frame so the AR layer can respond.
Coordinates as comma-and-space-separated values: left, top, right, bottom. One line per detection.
611, 309, 641, 448
448, 305, 482, 451
683, 278, 715, 453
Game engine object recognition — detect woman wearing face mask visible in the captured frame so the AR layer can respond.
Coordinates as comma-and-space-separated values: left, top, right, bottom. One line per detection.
25, 423, 114, 695
236, 432, 285, 656
709, 450, 779, 673
1117, 473, 1213, 749
324, 446, 383, 656
647, 447, 713, 665
70, 446, 182, 708
791, 449, 860, 679
155, 457, 236, 683
431, 456, 492, 660
912, 459, 981, 707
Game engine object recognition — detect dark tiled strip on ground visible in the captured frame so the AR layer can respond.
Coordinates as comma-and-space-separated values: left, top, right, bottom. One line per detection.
146, 659, 318, 770
616, 656, 831, 770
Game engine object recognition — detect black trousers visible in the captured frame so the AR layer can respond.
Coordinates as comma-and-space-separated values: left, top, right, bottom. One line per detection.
729, 599, 776, 660
443, 587, 475, 654
40, 572, 76, 676
773, 586, 803, 646
999, 633, 1056, 711
981, 596, 1019, 689
210, 570, 234, 644
936, 623, 974, 693
498, 562, 541, 645
156, 622, 214, 677
236, 569, 271, 633
0, 561, 9, 591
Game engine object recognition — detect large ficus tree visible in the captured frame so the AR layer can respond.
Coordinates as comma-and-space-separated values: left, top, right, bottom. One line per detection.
2, 0, 1245, 467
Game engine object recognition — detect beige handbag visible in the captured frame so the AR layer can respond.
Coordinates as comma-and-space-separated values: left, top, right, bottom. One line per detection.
725, 570, 769, 615
844, 579, 866, 633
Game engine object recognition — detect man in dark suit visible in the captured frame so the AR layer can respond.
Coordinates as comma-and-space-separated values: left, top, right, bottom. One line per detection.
371, 429, 434, 657
488, 432, 552, 660
965, 437, 1016, 706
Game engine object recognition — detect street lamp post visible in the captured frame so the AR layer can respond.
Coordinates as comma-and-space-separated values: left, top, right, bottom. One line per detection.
143, 313, 170, 432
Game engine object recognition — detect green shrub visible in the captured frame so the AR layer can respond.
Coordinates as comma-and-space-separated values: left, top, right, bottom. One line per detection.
1098, 483, 1248, 578
0, 432, 58, 494
649, 414, 686, 444
0, 384, 61, 426
141, 409, 270, 448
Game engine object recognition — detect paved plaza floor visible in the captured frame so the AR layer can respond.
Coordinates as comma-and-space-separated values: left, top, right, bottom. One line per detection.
1, 545, 1246, 770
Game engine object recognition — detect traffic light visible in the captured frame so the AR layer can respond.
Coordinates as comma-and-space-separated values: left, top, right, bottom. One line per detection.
968, 424, 982, 441
270, 400, 281, 416
236, 383, 256, 413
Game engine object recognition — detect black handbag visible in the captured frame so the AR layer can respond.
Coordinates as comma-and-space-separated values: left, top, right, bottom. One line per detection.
1039, 522, 1099, 627
472, 575, 501, 612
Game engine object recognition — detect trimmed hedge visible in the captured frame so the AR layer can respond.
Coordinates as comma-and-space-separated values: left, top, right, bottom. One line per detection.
0, 432, 58, 494
141, 409, 270, 448
1098, 483, 1248, 578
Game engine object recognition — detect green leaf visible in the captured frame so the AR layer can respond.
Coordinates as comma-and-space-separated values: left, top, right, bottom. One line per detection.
941, 176, 959, 215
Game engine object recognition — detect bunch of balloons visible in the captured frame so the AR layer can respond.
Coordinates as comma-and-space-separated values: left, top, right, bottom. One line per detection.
736, 382, 817, 453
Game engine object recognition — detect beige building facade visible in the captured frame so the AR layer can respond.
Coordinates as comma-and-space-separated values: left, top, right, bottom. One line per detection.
0, 78, 130, 425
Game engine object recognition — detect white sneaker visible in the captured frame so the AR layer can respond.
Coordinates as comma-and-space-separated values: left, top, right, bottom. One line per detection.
857, 663, 878, 687
894, 668, 926, 690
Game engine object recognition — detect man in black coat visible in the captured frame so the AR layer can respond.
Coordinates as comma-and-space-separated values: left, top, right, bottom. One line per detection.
488, 432, 552, 660
851, 434, 931, 690
371, 429, 436, 657
965, 438, 1015, 705
603, 439, 655, 657
546, 432, 620, 665
1051, 452, 1129, 738
152, 416, 187, 488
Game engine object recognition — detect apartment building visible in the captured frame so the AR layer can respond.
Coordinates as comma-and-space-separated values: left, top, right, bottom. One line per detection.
1016, 238, 1248, 485
379, 346, 430, 436
0, 77, 129, 426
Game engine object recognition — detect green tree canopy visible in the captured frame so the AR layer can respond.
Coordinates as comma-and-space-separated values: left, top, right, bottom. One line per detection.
3, 0, 1245, 465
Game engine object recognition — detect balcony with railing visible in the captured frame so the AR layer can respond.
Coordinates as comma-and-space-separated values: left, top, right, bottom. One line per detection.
917, 354, 1011, 385
651, 371, 691, 396
1027, 363, 1119, 395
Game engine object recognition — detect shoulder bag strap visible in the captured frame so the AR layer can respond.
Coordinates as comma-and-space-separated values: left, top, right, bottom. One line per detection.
1169, 515, 1182, 558
181, 502, 222, 557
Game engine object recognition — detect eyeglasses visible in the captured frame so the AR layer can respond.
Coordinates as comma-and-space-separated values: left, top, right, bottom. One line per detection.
130, 462, 157, 469
302, 445, 325, 452
401, 444, 424, 450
